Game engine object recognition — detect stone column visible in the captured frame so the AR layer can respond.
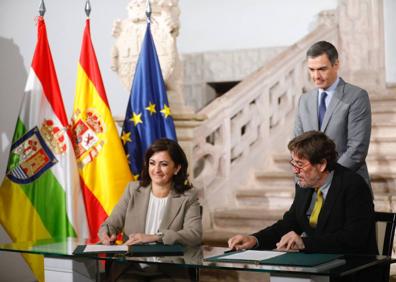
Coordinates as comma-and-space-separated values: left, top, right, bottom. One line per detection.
111, 0, 192, 114
338, 0, 386, 94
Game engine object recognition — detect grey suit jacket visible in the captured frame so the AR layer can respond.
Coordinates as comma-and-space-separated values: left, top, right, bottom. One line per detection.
294, 78, 372, 186
98, 182, 202, 247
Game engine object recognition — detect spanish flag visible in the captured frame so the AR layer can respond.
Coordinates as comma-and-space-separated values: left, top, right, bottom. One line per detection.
0, 16, 87, 281
71, 18, 132, 242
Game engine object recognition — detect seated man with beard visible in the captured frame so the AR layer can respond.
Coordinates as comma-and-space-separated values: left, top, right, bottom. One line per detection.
228, 131, 378, 281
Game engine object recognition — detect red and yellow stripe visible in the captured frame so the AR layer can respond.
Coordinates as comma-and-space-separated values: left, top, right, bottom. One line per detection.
73, 19, 132, 242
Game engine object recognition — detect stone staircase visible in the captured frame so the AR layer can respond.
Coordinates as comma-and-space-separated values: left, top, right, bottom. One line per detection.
205, 94, 396, 246
369, 95, 396, 214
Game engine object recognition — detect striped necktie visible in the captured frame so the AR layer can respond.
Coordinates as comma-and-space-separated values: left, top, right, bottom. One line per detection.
309, 188, 323, 227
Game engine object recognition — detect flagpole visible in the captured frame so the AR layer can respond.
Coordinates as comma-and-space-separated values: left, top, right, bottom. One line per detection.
85, 0, 91, 17
146, 0, 151, 23
38, 0, 46, 16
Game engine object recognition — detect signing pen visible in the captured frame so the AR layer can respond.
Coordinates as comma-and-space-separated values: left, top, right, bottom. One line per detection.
106, 224, 114, 245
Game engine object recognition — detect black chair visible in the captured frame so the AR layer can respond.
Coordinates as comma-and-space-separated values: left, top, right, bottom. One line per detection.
375, 211, 396, 282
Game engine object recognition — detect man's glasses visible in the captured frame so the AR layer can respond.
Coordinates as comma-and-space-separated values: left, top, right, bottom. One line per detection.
289, 159, 311, 171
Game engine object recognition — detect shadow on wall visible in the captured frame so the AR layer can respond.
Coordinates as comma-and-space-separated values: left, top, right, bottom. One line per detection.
0, 37, 34, 282
0, 37, 27, 181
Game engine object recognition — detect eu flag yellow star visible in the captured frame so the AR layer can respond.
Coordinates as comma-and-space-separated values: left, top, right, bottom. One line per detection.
160, 104, 172, 118
130, 112, 143, 126
121, 131, 132, 144
145, 102, 156, 115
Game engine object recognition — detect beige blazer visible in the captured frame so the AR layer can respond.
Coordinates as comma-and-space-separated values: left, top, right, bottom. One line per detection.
98, 182, 202, 247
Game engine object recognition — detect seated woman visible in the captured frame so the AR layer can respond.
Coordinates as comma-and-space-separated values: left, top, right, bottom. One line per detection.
98, 138, 202, 281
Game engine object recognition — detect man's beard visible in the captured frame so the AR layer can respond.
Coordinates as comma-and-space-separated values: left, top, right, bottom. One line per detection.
296, 173, 321, 188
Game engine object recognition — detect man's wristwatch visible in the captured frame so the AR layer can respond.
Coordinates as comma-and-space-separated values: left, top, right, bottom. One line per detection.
156, 232, 164, 242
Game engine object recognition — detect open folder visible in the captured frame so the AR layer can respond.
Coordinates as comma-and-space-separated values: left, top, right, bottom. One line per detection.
205, 250, 343, 267
73, 243, 184, 256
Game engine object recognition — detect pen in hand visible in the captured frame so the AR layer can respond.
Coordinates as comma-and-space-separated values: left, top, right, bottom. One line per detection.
106, 224, 114, 245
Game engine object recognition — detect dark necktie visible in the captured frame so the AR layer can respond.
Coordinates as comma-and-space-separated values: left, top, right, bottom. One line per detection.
318, 92, 327, 129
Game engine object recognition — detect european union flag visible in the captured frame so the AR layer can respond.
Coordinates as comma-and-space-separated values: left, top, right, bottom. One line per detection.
121, 22, 177, 179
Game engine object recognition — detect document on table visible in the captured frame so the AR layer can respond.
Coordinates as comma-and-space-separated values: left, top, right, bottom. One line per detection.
223, 250, 285, 261
206, 250, 343, 267
80, 244, 128, 253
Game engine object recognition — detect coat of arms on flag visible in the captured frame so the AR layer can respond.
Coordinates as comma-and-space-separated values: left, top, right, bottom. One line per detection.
7, 119, 68, 184
71, 109, 105, 167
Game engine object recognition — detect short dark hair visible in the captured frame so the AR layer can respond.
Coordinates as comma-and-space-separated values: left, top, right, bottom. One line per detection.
306, 41, 338, 65
288, 131, 338, 171
140, 138, 192, 193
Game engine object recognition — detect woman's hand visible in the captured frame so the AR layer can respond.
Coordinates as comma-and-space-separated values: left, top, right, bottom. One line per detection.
101, 232, 117, 245
124, 233, 160, 245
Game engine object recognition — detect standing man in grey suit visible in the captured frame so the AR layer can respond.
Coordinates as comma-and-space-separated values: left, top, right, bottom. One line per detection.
294, 41, 372, 188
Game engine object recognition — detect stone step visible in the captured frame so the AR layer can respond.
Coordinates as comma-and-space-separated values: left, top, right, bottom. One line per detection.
272, 153, 290, 171
371, 122, 396, 138
391, 196, 396, 211
212, 208, 285, 234
372, 104, 396, 113
367, 154, 396, 174
368, 136, 396, 154
374, 194, 392, 212
370, 95, 396, 112
361, 153, 396, 161
372, 107, 396, 123
372, 106, 396, 113
370, 172, 396, 193
254, 170, 295, 187
235, 188, 294, 209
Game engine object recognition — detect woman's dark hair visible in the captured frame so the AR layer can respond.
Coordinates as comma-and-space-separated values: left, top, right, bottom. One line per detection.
288, 131, 338, 172
306, 41, 338, 65
140, 138, 192, 193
